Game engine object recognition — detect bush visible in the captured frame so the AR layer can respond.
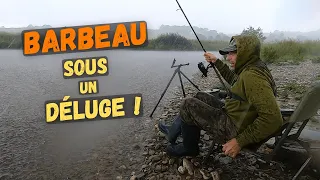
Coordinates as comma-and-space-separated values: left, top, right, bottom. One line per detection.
147, 33, 194, 50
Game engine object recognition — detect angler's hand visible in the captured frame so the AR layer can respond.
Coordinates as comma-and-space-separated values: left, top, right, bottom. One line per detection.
204, 52, 217, 63
222, 138, 241, 158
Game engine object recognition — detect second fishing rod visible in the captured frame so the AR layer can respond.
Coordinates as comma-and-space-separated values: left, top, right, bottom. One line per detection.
174, 0, 231, 96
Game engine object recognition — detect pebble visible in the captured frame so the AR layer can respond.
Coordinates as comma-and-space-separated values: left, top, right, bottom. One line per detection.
155, 144, 161, 149
136, 173, 145, 179
201, 130, 206, 135
203, 134, 210, 141
147, 143, 154, 147
211, 171, 220, 180
178, 166, 186, 174
183, 158, 194, 175
155, 165, 162, 172
219, 156, 233, 165
149, 155, 161, 162
199, 169, 211, 179
162, 159, 168, 165
148, 150, 155, 155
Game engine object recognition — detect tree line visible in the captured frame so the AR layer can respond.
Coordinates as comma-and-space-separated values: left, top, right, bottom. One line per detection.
1, 28, 320, 64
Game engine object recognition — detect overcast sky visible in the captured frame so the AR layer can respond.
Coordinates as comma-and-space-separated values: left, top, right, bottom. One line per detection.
1, 0, 319, 34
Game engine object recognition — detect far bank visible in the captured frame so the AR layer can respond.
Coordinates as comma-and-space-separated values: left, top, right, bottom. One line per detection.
1, 32, 320, 64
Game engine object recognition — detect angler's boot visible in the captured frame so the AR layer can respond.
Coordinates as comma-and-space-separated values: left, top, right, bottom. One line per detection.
166, 121, 200, 157
158, 115, 182, 144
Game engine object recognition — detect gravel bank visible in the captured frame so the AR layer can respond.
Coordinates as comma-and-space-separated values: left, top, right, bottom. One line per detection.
127, 60, 320, 180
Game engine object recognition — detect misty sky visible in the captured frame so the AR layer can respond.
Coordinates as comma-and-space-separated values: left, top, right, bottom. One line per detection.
1, 0, 319, 34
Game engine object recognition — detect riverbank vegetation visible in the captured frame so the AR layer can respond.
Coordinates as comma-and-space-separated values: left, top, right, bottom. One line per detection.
1, 31, 319, 64
0, 32, 22, 49
261, 40, 320, 64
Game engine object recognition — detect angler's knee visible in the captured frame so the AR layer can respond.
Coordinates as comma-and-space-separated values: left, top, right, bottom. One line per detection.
180, 97, 194, 111
195, 91, 206, 99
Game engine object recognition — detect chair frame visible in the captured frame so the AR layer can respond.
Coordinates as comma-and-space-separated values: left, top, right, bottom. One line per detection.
204, 81, 320, 180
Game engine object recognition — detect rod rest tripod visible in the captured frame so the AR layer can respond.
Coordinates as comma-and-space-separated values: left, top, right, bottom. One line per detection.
149, 58, 201, 117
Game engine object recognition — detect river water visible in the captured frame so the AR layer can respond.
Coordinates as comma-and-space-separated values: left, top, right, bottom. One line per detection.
0, 49, 219, 180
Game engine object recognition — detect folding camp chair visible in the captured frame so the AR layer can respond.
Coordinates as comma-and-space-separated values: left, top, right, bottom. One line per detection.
204, 81, 320, 180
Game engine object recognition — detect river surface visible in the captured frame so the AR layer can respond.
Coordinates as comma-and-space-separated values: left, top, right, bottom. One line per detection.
0, 49, 219, 180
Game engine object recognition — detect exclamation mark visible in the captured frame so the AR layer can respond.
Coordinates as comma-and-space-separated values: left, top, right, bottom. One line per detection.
134, 96, 141, 115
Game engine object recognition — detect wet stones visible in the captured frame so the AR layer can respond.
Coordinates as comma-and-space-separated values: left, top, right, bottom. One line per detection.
148, 155, 161, 163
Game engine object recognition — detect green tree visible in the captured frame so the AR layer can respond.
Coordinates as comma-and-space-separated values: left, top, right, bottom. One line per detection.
241, 26, 266, 42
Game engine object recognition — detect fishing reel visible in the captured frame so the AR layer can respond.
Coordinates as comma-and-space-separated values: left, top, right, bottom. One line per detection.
197, 62, 213, 78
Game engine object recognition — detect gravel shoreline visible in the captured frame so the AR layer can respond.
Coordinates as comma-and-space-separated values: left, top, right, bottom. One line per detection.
128, 60, 320, 180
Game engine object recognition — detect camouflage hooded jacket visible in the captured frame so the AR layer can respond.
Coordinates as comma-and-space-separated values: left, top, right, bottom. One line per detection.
214, 35, 283, 148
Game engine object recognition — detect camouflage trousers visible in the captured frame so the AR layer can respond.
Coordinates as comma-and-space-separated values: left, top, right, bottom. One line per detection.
180, 91, 238, 144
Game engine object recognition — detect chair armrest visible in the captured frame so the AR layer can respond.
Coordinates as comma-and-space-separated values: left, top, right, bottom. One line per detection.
281, 108, 295, 117
218, 91, 228, 99
205, 89, 228, 99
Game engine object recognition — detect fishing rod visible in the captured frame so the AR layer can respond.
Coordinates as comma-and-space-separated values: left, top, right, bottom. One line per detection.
175, 0, 231, 95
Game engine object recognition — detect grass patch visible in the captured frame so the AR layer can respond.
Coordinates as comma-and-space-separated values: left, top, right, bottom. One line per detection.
261, 39, 311, 64
280, 82, 308, 100
284, 82, 307, 94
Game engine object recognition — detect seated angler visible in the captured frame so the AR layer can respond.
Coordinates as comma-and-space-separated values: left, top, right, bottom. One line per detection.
158, 35, 283, 158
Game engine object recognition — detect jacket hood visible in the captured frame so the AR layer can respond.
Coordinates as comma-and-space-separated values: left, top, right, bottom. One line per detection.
231, 35, 261, 74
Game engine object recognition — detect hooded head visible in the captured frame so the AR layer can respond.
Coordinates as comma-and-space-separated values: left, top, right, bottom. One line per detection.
219, 35, 261, 75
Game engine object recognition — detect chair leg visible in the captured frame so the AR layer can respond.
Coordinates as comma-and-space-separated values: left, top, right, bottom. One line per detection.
292, 155, 312, 180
